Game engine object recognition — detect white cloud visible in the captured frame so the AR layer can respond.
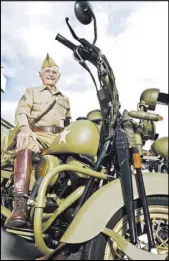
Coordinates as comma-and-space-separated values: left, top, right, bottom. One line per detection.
108, 2, 168, 103
20, 25, 73, 67
63, 89, 100, 120
26, 2, 52, 16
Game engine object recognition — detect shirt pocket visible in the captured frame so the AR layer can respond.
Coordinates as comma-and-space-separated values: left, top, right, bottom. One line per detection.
33, 97, 50, 112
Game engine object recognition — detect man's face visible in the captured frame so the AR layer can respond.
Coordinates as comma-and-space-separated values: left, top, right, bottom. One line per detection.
39, 66, 60, 87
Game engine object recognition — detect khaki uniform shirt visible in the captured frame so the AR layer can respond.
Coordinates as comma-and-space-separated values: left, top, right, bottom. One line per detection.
15, 85, 71, 129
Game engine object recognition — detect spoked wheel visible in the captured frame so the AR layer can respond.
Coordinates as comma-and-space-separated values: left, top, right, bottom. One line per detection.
79, 196, 168, 260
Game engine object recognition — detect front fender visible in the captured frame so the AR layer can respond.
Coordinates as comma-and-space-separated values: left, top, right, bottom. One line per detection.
61, 173, 168, 244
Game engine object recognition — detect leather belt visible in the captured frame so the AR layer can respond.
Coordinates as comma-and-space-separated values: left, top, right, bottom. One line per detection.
31, 126, 64, 134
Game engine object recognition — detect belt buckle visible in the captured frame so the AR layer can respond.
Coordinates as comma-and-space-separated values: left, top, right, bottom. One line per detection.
54, 126, 57, 134
51, 126, 55, 134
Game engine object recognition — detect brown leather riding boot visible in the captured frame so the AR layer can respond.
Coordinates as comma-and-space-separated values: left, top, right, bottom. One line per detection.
5, 149, 32, 228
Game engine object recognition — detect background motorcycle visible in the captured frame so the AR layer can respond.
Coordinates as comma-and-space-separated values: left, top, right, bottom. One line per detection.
84, 88, 168, 176
127, 88, 168, 174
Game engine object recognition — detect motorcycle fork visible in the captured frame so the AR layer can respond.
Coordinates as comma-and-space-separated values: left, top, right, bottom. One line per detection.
116, 126, 138, 245
132, 147, 156, 252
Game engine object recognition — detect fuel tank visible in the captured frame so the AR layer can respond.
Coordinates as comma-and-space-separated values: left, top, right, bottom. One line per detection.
151, 137, 168, 159
46, 120, 100, 157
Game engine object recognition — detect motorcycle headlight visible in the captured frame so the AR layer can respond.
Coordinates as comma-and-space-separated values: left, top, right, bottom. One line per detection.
140, 88, 160, 111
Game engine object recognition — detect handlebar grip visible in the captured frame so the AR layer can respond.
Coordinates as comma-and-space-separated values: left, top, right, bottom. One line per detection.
55, 34, 77, 51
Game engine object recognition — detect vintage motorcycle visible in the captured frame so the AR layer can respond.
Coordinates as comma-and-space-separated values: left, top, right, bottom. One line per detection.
126, 88, 168, 175
1, 1, 168, 260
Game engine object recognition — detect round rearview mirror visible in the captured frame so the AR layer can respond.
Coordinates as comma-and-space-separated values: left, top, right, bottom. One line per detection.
74, 1, 93, 25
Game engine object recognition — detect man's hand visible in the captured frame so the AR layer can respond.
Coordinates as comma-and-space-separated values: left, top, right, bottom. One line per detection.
16, 125, 31, 151
16, 125, 40, 152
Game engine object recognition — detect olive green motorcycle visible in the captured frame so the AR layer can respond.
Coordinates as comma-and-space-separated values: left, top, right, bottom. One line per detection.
126, 88, 168, 174
1, 1, 168, 260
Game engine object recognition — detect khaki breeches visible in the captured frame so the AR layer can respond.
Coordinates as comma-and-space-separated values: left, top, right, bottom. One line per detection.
1, 131, 58, 166
26, 131, 57, 153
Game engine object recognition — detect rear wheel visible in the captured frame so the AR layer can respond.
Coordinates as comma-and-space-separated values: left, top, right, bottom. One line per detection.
79, 196, 168, 260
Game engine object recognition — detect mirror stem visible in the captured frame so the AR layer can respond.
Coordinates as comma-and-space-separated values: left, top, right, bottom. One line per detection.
92, 12, 97, 45
87, 7, 97, 45
84, 5, 97, 45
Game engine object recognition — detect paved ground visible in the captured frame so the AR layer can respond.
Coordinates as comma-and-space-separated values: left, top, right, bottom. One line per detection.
1, 226, 41, 260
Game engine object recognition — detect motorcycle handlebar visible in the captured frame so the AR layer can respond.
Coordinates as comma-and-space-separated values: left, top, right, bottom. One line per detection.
56, 34, 100, 67
55, 34, 77, 51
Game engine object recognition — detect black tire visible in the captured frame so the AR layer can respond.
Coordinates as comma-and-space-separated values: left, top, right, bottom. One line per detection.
78, 196, 168, 260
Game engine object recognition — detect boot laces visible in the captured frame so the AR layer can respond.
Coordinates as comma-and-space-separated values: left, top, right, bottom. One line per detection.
14, 195, 26, 210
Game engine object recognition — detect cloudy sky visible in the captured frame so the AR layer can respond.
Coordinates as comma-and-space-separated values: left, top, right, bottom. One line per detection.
1, 1, 168, 140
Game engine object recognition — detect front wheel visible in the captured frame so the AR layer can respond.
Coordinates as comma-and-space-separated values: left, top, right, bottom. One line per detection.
79, 196, 168, 260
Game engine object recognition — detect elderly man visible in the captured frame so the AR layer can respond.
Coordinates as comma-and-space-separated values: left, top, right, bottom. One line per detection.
5, 54, 71, 228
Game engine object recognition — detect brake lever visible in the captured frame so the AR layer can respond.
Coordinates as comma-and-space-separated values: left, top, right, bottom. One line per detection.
65, 17, 80, 42
73, 47, 89, 71
73, 47, 98, 86
73, 47, 83, 62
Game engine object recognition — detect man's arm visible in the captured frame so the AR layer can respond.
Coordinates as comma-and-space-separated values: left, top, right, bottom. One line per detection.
64, 97, 72, 127
15, 88, 34, 150
64, 117, 71, 127
15, 88, 33, 129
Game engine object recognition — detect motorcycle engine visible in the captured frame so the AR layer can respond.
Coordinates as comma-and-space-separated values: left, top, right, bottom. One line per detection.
66, 156, 91, 179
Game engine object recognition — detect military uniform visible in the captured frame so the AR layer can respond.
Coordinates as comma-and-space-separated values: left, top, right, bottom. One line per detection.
15, 85, 71, 153
5, 54, 71, 228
